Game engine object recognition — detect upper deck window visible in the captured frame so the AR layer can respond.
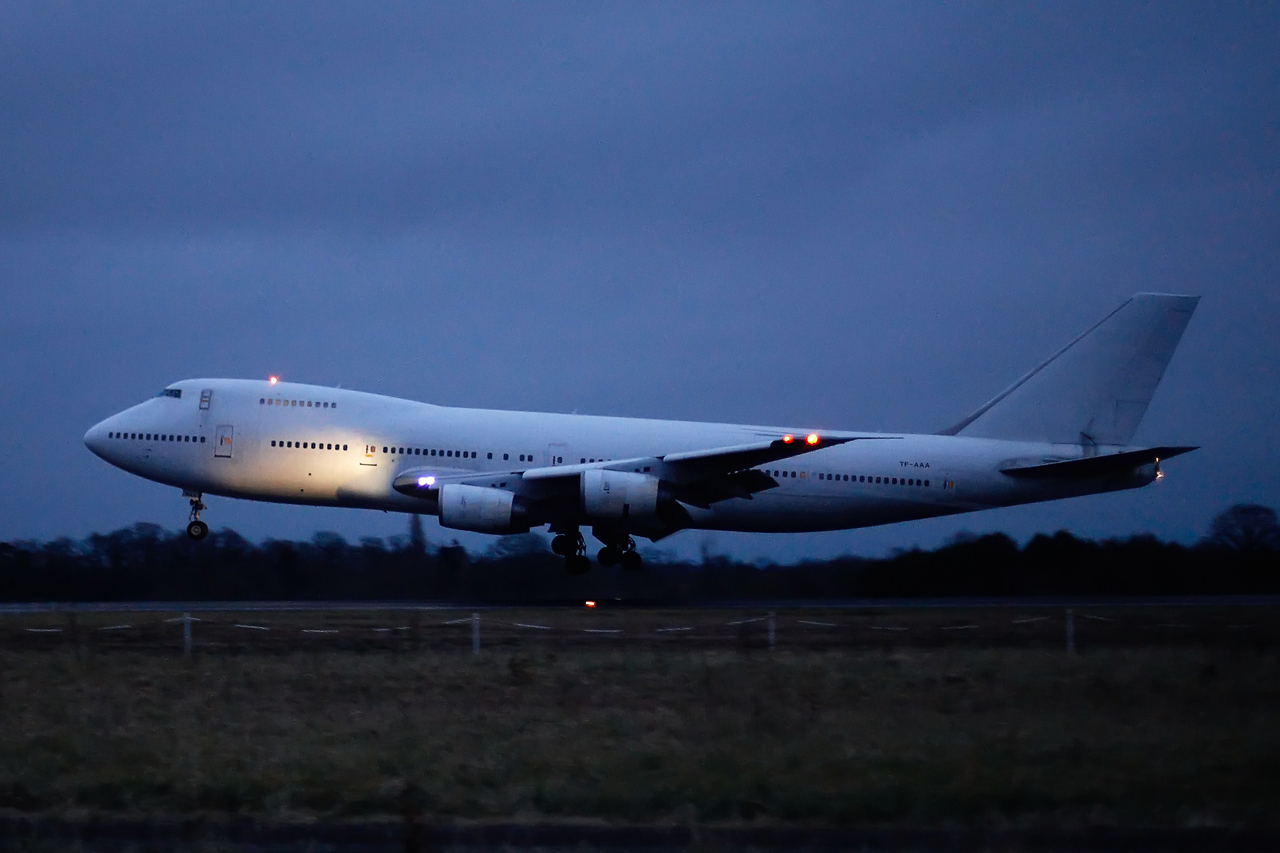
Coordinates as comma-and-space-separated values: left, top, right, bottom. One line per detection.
155, 388, 182, 399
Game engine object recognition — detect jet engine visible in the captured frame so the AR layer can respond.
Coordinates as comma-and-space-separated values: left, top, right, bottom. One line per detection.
581, 470, 660, 519
438, 484, 528, 533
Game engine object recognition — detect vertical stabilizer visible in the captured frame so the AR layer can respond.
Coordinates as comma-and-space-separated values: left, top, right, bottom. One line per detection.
941, 293, 1199, 446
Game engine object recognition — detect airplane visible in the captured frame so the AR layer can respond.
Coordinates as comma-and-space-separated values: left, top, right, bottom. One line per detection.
84, 293, 1199, 573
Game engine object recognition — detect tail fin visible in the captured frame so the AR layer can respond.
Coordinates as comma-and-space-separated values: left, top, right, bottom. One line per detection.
941, 293, 1199, 446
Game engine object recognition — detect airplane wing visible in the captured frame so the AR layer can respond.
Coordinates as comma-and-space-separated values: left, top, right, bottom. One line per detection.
392, 433, 897, 505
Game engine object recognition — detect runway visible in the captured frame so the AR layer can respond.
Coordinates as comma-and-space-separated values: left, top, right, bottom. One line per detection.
2, 594, 1278, 614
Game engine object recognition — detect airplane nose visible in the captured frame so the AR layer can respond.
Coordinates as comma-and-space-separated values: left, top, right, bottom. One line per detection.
84, 421, 109, 459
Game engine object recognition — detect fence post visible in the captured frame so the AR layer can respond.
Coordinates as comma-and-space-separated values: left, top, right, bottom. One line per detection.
471, 612, 480, 655
182, 612, 193, 658
767, 611, 776, 652
1065, 608, 1075, 654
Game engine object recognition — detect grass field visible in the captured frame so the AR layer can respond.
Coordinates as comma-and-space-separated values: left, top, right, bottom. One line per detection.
0, 607, 1277, 828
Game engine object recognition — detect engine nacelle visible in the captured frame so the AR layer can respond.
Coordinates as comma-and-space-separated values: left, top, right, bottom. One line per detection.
438, 484, 527, 534
581, 469, 660, 519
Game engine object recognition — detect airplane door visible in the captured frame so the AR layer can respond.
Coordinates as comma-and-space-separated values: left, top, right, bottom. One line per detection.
547, 442, 571, 466
214, 425, 234, 458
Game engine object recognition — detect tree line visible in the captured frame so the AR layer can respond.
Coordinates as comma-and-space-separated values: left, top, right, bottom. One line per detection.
2, 505, 1276, 603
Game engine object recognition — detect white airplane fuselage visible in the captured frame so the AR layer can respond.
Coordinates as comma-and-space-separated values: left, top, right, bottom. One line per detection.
83, 378, 1159, 537
83, 293, 1200, 558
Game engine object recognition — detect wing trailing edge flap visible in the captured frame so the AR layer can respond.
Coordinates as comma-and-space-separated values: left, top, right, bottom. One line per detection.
523, 434, 892, 491
1000, 446, 1197, 479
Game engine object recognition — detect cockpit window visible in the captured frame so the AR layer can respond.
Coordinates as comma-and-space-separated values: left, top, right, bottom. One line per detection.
155, 388, 182, 399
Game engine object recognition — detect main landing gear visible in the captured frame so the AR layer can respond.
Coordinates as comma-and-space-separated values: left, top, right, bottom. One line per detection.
596, 534, 642, 571
185, 493, 209, 541
552, 527, 643, 573
551, 530, 590, 575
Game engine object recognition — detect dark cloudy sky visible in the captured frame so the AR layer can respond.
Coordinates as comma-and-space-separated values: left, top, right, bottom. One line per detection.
3, 1, 1277, 560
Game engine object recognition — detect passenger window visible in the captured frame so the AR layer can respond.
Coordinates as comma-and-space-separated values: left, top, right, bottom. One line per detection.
342, 444, 348, 450
332, 403, 337, 409
260, 399, 265, 405
488, 452, 493, 459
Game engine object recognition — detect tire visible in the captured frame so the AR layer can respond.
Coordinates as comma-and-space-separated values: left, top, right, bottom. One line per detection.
551, 534, 573, 557
619, 550, 642, 571
186, 520, 209, 541
596, 546, 619, 567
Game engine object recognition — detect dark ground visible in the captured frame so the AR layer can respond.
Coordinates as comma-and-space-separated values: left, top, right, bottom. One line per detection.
1, 605, 1278, 851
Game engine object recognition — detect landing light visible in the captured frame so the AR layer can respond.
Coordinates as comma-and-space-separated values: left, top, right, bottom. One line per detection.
268, 375, 279, 385
417, 475, 436, 487
806, 433, 819, 445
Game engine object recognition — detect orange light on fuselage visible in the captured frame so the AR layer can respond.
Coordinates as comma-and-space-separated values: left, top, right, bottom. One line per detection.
782, 434, 794, 443
806, 433, 819, 445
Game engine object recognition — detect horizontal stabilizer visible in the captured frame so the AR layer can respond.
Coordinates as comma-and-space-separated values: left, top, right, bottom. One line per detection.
1000, 446, 1197, 479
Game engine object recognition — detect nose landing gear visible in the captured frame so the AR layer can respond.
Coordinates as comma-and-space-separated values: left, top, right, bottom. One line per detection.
185, 493, 209, 541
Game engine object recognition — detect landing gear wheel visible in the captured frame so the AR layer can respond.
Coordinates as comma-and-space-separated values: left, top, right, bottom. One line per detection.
597, 546, 620, 567
554, 529, 589, 573
186, 493, 208, 542
619, 549, 643, 571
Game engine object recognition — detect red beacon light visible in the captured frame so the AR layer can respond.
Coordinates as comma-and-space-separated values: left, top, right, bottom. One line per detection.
268, 375, 279, 385
782, 434, 794, 444
806, 433, 820, 445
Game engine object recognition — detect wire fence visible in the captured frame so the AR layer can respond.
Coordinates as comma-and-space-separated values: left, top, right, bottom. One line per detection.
2, 603, 1275, 657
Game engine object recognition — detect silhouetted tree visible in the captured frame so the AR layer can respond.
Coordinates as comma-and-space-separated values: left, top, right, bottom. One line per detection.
1207, 504, 1280, 554
3, 503, 1279, 602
